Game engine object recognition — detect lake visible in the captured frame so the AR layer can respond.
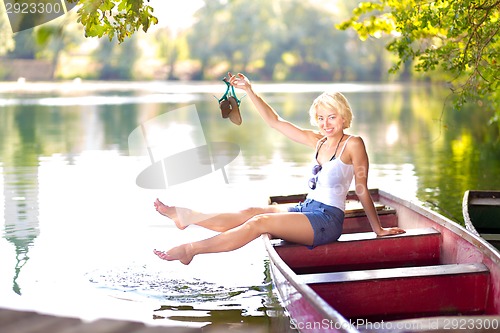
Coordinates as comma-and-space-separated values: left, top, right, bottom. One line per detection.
1, 80, 499, 332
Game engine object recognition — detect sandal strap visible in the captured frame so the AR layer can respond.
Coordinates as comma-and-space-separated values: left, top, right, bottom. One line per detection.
218, 78, 231, 102
218, 77, 244, 105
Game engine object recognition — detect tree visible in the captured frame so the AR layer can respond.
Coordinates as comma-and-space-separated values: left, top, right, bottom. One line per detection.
338, 0, 500, 129
7, 30, 36, 59
186, 1, 227, 79
0, 3, 14, 55
187, 0, 280, 79
34, 12, 84, 79
154, 27, 183, 80
277, 1, 349, 81
94, 35, 139, 79
70, 0, 157, 43
186, 0, 391, 81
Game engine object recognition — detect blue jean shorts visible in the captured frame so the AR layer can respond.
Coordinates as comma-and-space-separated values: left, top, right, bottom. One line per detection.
287, 198, 344, 248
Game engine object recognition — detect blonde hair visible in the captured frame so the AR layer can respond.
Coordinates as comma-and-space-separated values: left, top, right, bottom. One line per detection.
308, 92, 353, 129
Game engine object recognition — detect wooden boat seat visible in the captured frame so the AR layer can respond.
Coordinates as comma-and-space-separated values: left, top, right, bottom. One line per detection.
343, 202, 399, 234
273, 227, 441, 273
300, 263, 490, 321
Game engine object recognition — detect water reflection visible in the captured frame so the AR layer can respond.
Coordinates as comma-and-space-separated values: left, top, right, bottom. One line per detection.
2, 106, 41, 296
154, 305, 292, 332
3, 167, 39, 295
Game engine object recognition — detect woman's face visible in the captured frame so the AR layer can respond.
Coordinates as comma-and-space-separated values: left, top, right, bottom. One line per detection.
315, 108, 344, 137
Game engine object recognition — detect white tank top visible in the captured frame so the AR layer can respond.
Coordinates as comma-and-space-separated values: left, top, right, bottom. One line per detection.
306, 135, 354, 211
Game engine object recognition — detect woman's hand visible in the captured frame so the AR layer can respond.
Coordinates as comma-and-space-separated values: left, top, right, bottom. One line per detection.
376, 227, 406, 237
228, 72, 252, 92
226, 71, 320, 147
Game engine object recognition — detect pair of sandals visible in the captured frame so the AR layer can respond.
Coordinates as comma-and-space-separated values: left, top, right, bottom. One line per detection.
217, 77, 243, 125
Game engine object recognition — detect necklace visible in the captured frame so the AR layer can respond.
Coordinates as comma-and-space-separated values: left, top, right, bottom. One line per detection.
315, 133, 345, 162
329, 133, 345, 160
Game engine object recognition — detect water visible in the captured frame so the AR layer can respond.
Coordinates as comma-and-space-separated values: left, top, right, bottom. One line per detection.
1, 81, 499, 331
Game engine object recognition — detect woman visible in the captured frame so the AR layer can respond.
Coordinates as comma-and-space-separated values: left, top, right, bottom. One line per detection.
153, 73, 405, 265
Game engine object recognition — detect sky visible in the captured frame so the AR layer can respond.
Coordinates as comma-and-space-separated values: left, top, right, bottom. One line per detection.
148, 0, 205, 31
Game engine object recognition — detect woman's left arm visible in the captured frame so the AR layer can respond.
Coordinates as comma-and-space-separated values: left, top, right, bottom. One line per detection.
350, 137, 405, 236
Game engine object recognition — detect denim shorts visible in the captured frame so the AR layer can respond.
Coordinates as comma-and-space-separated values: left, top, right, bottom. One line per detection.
287, 198, 344, 248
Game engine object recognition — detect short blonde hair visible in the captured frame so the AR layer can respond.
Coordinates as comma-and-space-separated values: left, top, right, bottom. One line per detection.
309, 92, 353, 129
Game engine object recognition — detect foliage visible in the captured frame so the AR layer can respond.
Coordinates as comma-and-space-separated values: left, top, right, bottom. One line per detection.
0, 2, 14, 55
187, 0, 280, 79
34, 12, 84, 79
71, 0, 158, 42
1, 0, 394, 81
186, 0, 388, 81
338, 0, 500, 127
9, 30, 37, 59
94, 36, 139, 79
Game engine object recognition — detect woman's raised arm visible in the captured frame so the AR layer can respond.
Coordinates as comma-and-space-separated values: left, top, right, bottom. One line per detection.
228, 73, 320, 148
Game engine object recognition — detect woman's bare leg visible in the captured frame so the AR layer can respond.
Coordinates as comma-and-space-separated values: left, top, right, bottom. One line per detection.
153, 212, 314, 265
154, 198, 284, 232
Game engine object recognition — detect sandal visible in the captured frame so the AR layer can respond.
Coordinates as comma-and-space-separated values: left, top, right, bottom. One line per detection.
216, 77, 243, 125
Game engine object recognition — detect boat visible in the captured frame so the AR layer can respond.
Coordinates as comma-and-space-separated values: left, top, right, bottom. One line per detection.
263, 189, 500, 332
463, 190, 500, 251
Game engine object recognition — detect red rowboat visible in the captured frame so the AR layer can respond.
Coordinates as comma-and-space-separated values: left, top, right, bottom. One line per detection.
263, 189, 500, 332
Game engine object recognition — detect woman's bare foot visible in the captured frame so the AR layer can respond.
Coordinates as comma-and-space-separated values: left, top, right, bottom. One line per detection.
154, 198, 189, 230
153, 244, 194, 265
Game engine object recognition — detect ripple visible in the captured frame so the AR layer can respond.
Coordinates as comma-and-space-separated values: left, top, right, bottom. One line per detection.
85, 264, 268, 304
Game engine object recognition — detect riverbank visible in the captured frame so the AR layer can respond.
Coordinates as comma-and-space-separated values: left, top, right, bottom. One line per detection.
0, 307, 200, 333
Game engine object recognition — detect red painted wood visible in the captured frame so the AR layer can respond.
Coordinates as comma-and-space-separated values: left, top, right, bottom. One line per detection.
308, 264, 490, 320
379, 191, 500, 315
275, 228, 441, 273
342, 213, 398, 234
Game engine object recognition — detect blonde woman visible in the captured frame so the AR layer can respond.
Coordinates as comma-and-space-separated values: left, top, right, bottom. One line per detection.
153, 73, 405, 265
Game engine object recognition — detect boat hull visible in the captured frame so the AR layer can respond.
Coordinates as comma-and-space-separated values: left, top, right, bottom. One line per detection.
265, 237, 357, 333
463, 190, 500, 251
